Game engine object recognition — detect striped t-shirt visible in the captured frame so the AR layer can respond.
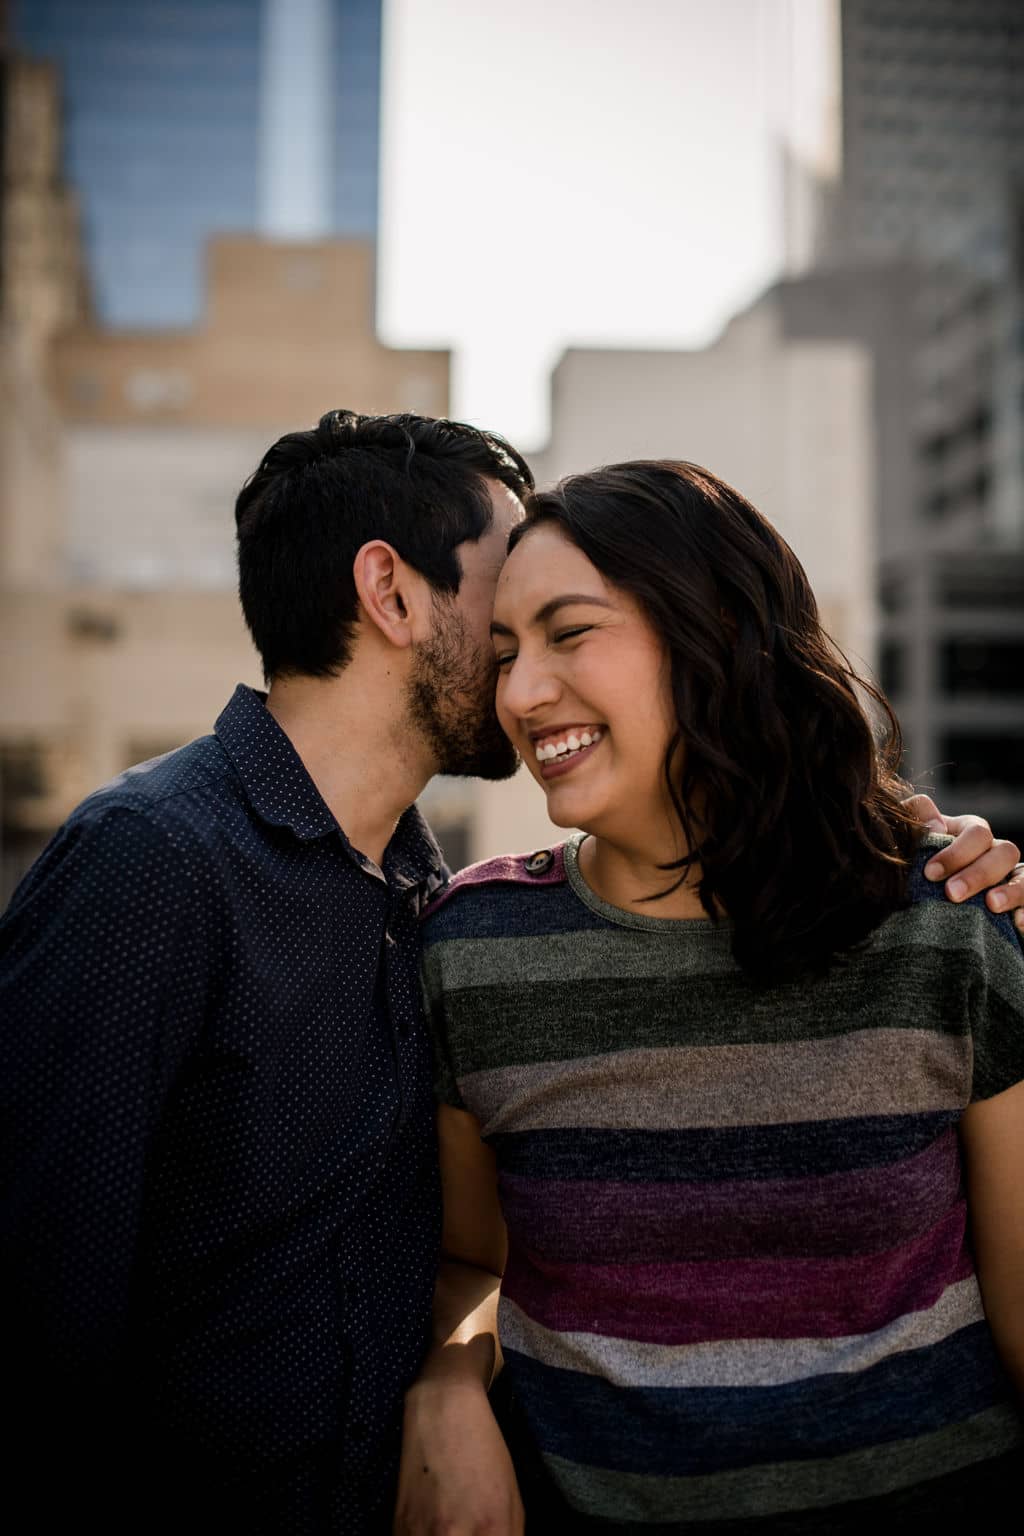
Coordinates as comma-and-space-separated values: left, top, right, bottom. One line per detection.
420, 833, 1024, 1529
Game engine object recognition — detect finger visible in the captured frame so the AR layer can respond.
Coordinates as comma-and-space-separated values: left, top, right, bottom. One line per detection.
985, 861, 1024, 919
923, 819, 994, 888
937, 813, 993, 840
929, 840, 1021, 903
901, 793, 945, 833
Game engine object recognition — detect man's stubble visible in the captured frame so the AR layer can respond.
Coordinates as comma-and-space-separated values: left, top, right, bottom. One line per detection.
407, 603, 519, 782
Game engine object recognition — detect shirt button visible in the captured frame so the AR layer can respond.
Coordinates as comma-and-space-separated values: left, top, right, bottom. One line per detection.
524, 849, 554, 876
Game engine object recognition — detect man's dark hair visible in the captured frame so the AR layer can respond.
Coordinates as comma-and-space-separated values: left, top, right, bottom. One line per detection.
235, 409, 533, 680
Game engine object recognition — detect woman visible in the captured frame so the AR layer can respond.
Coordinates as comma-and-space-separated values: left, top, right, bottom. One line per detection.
398, 462, 1024, 1532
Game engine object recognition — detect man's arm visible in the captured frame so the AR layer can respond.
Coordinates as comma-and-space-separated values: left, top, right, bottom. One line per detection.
904, 794, 1024, 929
394, 1104, 522, 1536
0, 805, 206, 1495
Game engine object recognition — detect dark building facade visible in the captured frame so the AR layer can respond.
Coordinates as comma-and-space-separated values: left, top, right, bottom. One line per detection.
805, 0, 1024, 847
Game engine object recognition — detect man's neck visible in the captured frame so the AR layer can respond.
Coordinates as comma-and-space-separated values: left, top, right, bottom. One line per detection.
265, 668, 434, 869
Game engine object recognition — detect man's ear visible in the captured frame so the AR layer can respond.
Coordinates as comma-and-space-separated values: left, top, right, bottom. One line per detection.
352, 540, 423, 651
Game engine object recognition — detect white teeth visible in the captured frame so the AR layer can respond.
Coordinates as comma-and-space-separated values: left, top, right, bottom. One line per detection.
535, 730, 602, 763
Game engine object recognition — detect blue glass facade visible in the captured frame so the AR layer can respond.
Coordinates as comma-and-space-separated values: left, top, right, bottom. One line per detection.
333, 0, 381, 239
12, 0, 382, 328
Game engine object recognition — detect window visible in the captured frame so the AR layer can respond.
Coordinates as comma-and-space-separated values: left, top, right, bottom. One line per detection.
879, 576, 907, 615
0, 742, 48, 801
879, 641, 905, 697
941, 640, 1024, 696
124, 368, 191, 411
436, 820, 472, 876
938, 566, 1024, 608
942, 733, 1024, 792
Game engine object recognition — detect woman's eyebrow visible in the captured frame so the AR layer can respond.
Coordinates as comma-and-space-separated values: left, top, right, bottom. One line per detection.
489, 593, 614, 637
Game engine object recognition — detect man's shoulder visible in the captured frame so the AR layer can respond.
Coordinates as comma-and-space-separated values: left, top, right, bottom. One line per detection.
421, 844, 569, 941
70, 733, 236, 838
1, 744, 229, 928
21, 735, 241, 898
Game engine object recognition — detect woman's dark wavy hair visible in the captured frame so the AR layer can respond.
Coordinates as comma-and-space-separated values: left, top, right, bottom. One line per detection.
510, 461, 922, 984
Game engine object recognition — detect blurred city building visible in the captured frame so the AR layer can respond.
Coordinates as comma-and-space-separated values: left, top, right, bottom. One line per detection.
800, 0, 1024, 845
0, 16, 484, 902
10, 0, 382, 325
52, 238, 447, 587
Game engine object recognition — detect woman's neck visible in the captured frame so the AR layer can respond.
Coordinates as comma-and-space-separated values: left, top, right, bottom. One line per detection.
576, 829, 711, 920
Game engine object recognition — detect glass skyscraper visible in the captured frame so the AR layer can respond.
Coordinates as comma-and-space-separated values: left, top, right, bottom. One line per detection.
12, 0, 382, 328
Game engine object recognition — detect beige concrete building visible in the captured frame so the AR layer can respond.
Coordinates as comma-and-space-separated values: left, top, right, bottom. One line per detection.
52, 238, 449, 592
53, 238, 447, 434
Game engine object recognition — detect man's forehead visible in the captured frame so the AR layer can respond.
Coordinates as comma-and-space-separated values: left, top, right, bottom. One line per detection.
456, 530, 510, 594
484, 477, 526, 525
479, 551, 509, 597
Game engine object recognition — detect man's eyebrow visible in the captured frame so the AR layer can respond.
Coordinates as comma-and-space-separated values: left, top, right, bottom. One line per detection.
489, 593, 614, 637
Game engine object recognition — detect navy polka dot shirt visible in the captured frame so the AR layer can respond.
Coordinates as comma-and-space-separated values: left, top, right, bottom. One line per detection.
1, 685, 447, 1532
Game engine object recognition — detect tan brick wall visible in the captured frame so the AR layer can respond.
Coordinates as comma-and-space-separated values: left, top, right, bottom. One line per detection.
52, 238, 449, 430
0, 589, 261, 823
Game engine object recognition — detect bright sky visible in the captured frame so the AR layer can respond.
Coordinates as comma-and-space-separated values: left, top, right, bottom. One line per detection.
378, 0, 836, 451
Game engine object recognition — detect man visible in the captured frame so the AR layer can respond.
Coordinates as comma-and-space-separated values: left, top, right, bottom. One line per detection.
2, 410, 1021, 1534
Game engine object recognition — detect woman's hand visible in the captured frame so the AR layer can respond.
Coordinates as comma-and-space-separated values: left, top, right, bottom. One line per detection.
904, 795, 1024, 931
394, 1106, 519, 1534
394, 1378, 525, 1536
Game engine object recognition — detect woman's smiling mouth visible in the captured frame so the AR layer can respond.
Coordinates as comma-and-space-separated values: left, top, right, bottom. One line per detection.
531, 725, 605, 778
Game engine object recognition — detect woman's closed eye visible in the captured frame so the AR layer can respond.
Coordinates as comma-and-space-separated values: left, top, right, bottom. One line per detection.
494, 626, 593, 669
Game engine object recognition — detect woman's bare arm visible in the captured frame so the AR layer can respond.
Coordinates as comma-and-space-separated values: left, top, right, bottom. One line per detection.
960, 1078, 1024, 1398
393, 1105, 523, 1536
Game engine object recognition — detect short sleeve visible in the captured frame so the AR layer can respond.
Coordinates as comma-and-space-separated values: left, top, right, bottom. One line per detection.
419, 939, 467, 1111
968, 903, 1024, 1101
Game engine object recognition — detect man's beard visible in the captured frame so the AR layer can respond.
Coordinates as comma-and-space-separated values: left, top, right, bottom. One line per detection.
407, 605, 519, 781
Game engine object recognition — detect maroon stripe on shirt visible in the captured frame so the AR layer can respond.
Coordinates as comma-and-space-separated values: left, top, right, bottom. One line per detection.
498, 1129, 962, 1264
501, 1204, 974, 1346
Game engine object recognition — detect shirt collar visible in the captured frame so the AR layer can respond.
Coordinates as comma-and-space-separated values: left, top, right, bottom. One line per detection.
215, 685, 446, 889
383, 802, 448, 898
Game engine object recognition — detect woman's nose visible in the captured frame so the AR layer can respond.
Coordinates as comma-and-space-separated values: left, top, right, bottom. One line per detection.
500, 651, 561, 720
